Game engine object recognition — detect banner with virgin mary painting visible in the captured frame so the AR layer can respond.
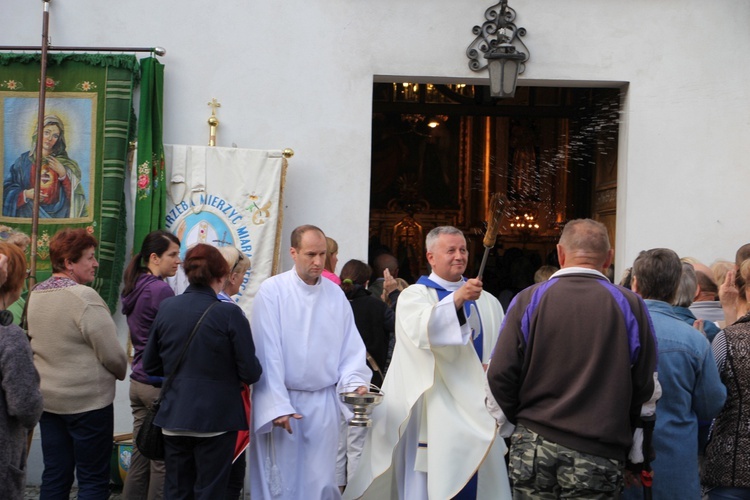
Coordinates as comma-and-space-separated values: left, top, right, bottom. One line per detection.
0, 54, 140, 310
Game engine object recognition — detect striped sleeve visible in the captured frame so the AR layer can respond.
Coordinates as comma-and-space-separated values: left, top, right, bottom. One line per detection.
711, 330, 727, 372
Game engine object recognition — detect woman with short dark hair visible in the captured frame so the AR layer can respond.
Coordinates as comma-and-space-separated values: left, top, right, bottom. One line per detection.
28, 228, 127, 499
336, 259, 393, 490
339, 259, 393, 387
143, 243, 262, 499
48, 227, 98, 275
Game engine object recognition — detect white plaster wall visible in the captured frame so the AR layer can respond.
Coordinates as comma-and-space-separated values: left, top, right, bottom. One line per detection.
4, 0, 748, 267
4, 0, 750, 485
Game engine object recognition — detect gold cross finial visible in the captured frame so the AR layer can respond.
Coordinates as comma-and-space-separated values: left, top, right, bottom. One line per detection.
207, 98, 221, 146
208, 98, 221, 116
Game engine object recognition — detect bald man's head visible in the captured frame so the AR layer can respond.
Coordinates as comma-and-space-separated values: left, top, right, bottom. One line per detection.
557, 219, 613, 271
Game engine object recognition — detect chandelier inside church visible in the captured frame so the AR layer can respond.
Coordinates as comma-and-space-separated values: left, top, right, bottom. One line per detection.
509, 210, 539, 233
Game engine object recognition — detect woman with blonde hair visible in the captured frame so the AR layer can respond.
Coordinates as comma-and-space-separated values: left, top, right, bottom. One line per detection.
218, 246, 251, 304
533, 265, 558, 284
0, 242, 43, 499
703, 259, 750, 498
716, 259, 747, 328
322, 236, 341, 284
0, 225, 30, 250
0, 225, 31, 325
217, 245, 252, 500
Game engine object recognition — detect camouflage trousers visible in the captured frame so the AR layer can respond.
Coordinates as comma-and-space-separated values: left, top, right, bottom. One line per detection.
509, 424, 624, 499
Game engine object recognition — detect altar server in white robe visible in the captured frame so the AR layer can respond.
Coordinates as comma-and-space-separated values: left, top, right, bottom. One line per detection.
345, 226, 511, 500
249, 225, 371, 500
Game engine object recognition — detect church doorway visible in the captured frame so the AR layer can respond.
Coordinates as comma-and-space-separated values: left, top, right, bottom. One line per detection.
368, 83, 622, 297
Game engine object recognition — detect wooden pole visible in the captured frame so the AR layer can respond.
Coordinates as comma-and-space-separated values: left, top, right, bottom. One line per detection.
27, 0, 52, 290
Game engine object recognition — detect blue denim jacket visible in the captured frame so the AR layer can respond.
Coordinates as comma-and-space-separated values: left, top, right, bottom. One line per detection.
624, 300, 726, 499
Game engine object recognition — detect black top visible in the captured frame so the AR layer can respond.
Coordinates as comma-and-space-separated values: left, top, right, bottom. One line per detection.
345, 285, 394, 386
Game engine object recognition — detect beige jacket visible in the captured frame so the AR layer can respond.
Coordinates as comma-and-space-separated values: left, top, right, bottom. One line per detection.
28, 282, 127, 414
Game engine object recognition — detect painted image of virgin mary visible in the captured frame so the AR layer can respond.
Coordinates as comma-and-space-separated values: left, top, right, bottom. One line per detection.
3, 115, 87, 218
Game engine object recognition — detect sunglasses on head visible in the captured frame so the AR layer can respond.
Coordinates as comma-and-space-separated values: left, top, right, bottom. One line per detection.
230, 252, 245, 275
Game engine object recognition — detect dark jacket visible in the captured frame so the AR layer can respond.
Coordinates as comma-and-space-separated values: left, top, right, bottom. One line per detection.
143, 285, 262, 432
122, 273, 174, 384
0, 324, 43, 499
345, 285, 394, 386
488, 271, 658, 461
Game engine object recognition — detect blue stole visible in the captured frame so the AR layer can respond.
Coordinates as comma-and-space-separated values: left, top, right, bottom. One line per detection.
416, 276, 484, 362
417, 275, 481, 498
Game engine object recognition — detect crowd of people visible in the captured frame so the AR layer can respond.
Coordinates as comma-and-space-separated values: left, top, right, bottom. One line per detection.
0, 220, 748, 499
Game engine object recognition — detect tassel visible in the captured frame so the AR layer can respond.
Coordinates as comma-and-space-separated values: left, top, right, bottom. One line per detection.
269, 463, 282, 497
265, 433, 282, 497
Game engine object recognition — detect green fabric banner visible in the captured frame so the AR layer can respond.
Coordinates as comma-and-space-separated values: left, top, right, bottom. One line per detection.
0, 54, 138, 311
133, 57, 166, 250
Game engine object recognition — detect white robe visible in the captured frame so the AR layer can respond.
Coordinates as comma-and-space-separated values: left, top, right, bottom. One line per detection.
344, 274, 511, 500
249, 269, 372, 500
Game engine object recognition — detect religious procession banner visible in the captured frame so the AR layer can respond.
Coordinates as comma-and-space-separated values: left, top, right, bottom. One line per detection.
132, 57, 166, 248
158, 145, 287, 316
0, 54, 140, 311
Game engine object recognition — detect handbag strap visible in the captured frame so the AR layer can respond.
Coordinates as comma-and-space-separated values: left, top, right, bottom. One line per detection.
20, 283, 40, 334
365, 351, 383, 377
158, 301, 219, 401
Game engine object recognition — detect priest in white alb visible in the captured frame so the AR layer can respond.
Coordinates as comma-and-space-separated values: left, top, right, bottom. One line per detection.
344, 226, 511, 500
249, 225, 371, 499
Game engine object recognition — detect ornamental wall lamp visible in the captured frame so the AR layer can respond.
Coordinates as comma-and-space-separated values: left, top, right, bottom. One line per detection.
466, 0, 530, 98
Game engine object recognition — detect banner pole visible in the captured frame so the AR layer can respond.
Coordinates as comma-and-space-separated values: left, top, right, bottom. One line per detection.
0, 45, 166, 55
28, 0, 52, 290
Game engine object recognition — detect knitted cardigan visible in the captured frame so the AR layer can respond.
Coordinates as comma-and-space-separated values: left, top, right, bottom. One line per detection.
0, 323, 43, 499
27, 278, 127, 414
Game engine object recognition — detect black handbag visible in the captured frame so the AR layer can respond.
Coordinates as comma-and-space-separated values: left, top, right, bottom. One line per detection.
136, 302, 219, 460
137, 399, 164, 460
